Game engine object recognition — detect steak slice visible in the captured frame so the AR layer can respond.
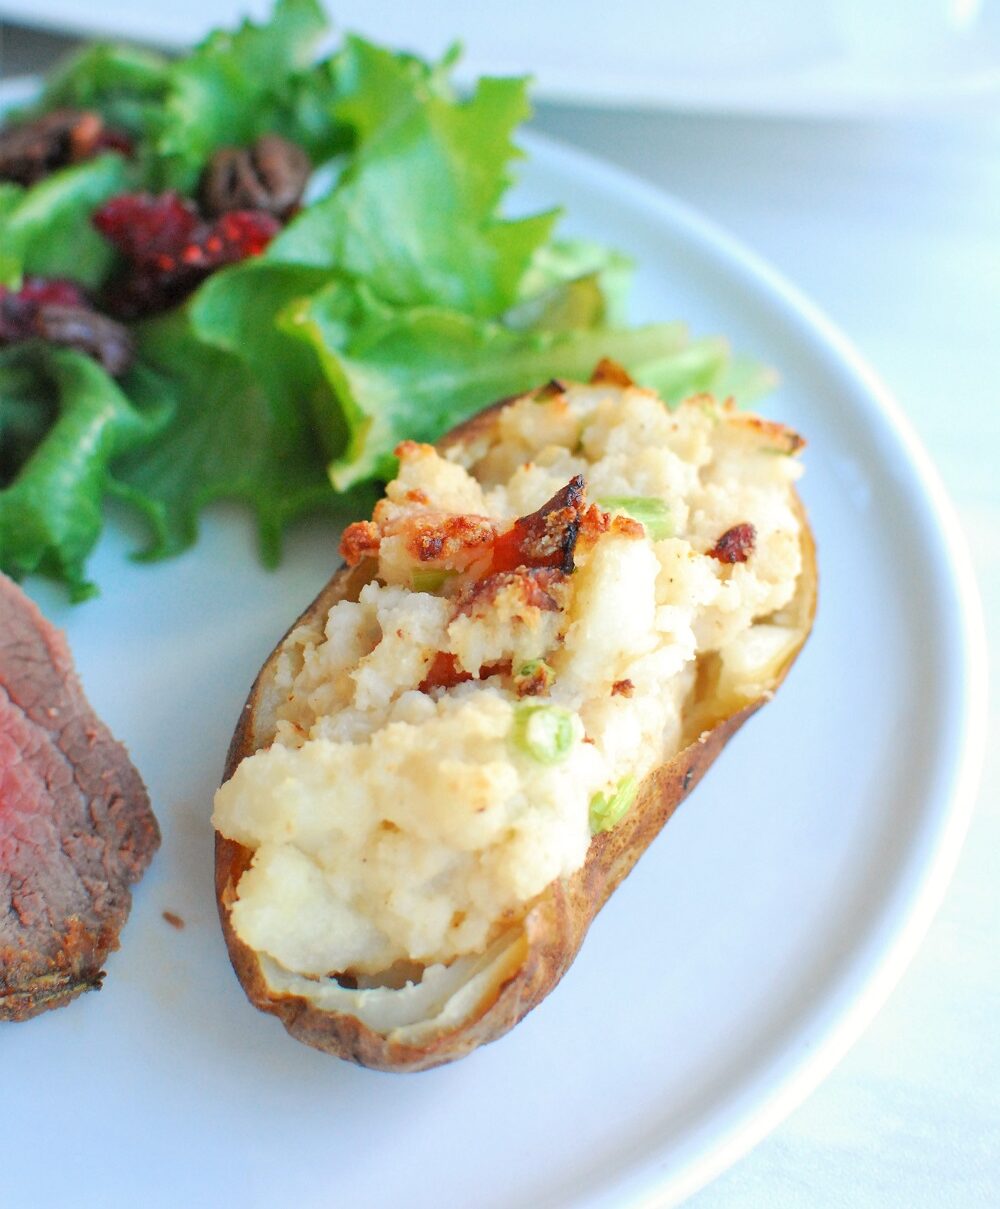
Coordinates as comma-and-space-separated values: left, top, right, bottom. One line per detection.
0, 574, 159, 1020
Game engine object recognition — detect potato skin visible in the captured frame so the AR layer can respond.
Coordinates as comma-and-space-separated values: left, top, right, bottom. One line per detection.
215, 396, 817, 1072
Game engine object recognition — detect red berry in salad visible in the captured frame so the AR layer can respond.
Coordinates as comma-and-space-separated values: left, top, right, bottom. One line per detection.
0, 276, 133, 376
0, 277, 88, 342
93, 193, 282, 317
14, 276, 88, 310
209, 210, 281, 261
93, 192, 202, 271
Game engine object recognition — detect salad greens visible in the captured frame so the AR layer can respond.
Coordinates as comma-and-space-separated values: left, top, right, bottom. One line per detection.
0, 0, 767, 600
0, 346, 168, 592
1, 156, 128, 287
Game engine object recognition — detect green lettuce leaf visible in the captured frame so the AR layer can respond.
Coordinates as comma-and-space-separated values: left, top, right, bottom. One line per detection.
0, 186, 24, 281
186, 258, 345, 458
281, 282, 733, 490
0, 154, 129, 287
109, 307, 358, 565
505, 239, 634, 331
154, 0, 343, 192
32, 42, 171, 142
704, 355, 779, 405
267, 36, 557, 316
0, 185, 21, 212
0, 346, 169, 600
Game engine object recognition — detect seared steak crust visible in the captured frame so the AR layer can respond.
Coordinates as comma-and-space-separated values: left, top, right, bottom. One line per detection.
0, 575, 159, 1021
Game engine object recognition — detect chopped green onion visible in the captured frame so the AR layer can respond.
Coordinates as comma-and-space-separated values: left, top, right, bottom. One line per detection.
589, 775, 638, 834
515, 659, 555, 692
597, 496, 672, 540
411, 568, 455, 593
512, 703, 576, 765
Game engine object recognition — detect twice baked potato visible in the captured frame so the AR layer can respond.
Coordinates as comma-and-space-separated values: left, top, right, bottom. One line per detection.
214, 361, 816, 1072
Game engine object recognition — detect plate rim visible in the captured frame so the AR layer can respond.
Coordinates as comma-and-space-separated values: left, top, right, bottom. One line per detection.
0, 80, 988, 1208
517, 127, 989, 1208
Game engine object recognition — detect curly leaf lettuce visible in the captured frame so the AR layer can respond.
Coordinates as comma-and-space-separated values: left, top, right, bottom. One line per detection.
155, 0, 343, 191
0, 347, 169, 599
281, 282, 732, 490
186, 259, 345, 459
268, 37, 557, 316
26, 2, 344, 192
0, 155, 129, 287
109, 308, 367, 565
506, 240, 635, 331
33, 42, 171, 144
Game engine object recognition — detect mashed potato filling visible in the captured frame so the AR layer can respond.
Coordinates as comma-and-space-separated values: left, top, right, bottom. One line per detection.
213, 380, 805, 985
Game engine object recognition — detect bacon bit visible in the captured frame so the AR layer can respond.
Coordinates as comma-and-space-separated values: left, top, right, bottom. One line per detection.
514, 663, 554, 698
394, 439, 434, 460
457, 567, 567, 617
708, 523, 756, 564
162, 911, 185, 930
405, 488, 430, 505
481, 660, 512, 680
491, 476, 586, 575
340, 520, 381, 566
534, 378, 568, 401
344, 505, 497, 574
590, 357, 635, 388
418, 653, 510, 692
611, 679, 635, 697
419, 652, 471, 692
613, 514, 645, 539
578, 504, 644, 543
580, 504, 610, 537
409, 513, 496, 563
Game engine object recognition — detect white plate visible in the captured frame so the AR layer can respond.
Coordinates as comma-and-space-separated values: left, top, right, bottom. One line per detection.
4, 0, 1000, 115
6, 127, 986, 1207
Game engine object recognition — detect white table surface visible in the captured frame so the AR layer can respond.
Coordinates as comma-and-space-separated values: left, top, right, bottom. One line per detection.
527, 102, 1000, 1205
2, 20, 998, 1207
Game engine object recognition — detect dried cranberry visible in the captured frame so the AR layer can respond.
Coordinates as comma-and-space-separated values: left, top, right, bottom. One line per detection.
17, 277, 88, 309
0, 277, 86, 342
95, 192, 281, 318
0, 292, 34, 343
101, 265, 197, 321
93, 192, 202, 270
207, 210, 281, 262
